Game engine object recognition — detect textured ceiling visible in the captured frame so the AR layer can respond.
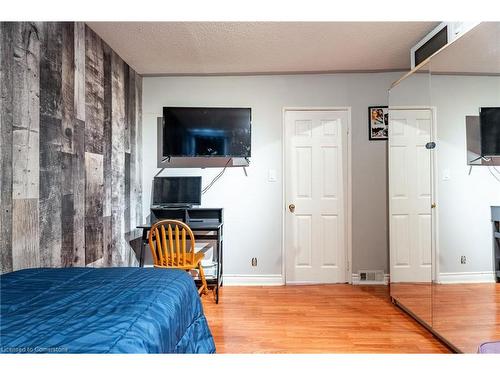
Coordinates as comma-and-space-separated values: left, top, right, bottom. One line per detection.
86, 22, 439, 75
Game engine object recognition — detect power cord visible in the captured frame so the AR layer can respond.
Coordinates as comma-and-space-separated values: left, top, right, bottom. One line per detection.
201, 158, 232, 195
487, 166, 500, 183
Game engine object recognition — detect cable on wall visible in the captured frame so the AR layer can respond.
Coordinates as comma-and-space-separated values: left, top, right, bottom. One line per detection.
202, 158, 232, 195
488, 166, 500, 183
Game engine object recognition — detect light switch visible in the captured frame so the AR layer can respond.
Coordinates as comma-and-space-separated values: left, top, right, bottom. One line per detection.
268, 169, 277, 182
442, 168, 451, 181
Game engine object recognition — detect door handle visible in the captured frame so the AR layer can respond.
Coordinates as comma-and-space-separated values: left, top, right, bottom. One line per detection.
289, 204, 295, 213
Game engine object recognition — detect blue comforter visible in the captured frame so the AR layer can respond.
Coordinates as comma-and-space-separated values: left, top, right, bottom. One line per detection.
0, 267, 215, 353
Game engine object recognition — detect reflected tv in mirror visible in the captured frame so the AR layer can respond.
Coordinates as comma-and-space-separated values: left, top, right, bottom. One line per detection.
162, 107, 251, 157
480, 107, 500, 157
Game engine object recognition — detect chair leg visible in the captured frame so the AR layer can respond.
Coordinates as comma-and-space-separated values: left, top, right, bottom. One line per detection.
197, 263, 209, 296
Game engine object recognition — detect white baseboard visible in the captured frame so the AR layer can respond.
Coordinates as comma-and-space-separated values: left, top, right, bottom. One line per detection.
437, 271, 496, 284
351, 273, 390, 285
222, 274, 284, 286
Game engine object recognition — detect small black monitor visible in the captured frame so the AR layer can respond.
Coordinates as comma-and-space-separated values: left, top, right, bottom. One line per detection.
480, 107, 500, 157
152, 177, 202, 207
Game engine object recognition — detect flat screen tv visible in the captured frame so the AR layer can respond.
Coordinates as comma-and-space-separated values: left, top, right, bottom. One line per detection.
162, 107, 251, 157
152, 177, 202, 207
480, 107, 500, 157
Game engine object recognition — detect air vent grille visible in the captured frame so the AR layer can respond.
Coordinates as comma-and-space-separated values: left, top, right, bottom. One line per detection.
358, 270, 385, 284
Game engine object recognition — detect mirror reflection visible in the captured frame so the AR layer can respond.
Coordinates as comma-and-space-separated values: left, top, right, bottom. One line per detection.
429, 22, 500, 353
388, 62, 433, 328
389, 22, 500, 353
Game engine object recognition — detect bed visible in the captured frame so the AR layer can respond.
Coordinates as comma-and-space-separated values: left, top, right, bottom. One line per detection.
0, 267, 215, 353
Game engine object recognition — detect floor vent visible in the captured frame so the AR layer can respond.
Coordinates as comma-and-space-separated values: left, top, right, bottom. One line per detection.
358, 270, 385, 284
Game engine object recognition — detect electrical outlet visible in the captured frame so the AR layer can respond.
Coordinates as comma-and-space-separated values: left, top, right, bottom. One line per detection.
461, 256, 467, 264
251, 257, 257, 267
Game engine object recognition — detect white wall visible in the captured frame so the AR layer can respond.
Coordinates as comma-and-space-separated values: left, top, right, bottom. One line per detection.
142, 73, 400, 278
431, 75, 500, 275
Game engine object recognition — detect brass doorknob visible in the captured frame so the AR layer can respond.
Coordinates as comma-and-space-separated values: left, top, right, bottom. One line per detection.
431, 203, 436, 209
289, 204, 296, 213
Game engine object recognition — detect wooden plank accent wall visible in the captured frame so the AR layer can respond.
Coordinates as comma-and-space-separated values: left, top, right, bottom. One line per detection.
0, 22, 143, 273
110, 51, 126, 266
0, 23, 14, 273
10, 23, 41, 270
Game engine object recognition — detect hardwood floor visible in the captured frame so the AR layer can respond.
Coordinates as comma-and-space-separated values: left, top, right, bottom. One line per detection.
391, 283, 432, 326
390, 283, 500, 353
201, 285, 449, 353
433, 283, 500, 353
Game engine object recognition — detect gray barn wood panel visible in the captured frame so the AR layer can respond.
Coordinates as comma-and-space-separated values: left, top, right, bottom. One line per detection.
11, 22, 40, 200
61, 22, 75, 154
61, 151, 74, 266
72, 119, 85, 266
73, 22, 85, 122
0, 22, 143, 272
0, 23, 14, 273
84, 25, 104, 155
85, 151, 104, 264
39, 22, 62, 118
102, 43, 112, 218
111, 51, 126, 265
128, 68, 137, 230
124, 67, 131, 154
39, 115, 62, 267
135, 74, 143, 225
60, 23, 76, 266
10, 23, 41, 271
103, 215, 112, 266
39, 22, 63, 268
124, 152, 131, 233
61, 193, 74, 267
12, 199, 39, 269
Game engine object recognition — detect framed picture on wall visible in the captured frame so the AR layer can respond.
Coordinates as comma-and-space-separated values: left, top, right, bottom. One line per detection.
368, 106, 389, 140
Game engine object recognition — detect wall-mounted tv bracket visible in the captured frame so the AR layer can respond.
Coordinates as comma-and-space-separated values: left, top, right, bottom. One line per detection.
468, 155, 494, 176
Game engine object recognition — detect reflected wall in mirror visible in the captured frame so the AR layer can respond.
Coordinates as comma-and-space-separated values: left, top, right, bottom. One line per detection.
388, 62, 434, 328
429, 22, 500, 353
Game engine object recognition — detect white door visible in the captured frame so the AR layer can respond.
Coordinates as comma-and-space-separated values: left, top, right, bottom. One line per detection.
389, 109, 433, 282
285, 110, 348, 284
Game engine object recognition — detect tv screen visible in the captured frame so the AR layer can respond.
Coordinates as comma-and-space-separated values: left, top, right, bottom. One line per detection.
480, 107, 500, 157
162, 107, 251, 157
152, 177, 202, 206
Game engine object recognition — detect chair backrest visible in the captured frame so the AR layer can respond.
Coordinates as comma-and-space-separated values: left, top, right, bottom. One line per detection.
148, 220, 196, 267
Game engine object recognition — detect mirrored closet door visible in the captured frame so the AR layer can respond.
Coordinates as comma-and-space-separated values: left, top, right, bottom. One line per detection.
428, 22, 500, 353
388, 62, 434, 329
389, 22, 500, 353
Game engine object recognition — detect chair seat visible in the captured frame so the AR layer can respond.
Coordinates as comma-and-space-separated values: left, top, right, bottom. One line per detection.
156, 251, 204, 268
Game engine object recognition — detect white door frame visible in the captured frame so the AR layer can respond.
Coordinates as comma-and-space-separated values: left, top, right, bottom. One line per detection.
282, 107, 352, 284
388, 105, 439, 283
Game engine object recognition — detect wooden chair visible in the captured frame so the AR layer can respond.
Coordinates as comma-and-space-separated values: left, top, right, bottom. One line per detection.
148, 219, 208, 296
